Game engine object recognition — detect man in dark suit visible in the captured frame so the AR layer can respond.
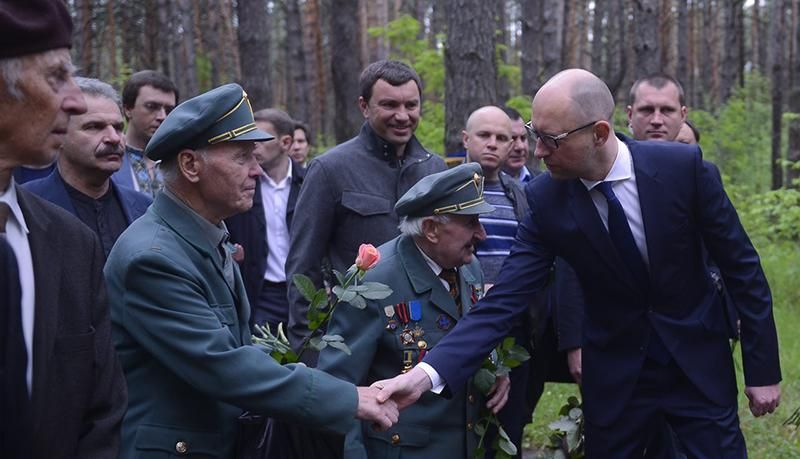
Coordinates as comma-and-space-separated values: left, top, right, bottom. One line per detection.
226, 108, 305, 331
375, 69, 781, 458
25, 77, 151, 257
0, 2, 128, 457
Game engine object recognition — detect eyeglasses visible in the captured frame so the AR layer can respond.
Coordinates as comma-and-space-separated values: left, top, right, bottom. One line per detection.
524, 120, 598, 150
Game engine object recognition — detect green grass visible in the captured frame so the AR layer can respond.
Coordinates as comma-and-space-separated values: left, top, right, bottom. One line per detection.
522, 243, 800, 458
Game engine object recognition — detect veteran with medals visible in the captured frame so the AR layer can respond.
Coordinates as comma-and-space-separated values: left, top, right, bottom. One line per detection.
318, 163, 510, 458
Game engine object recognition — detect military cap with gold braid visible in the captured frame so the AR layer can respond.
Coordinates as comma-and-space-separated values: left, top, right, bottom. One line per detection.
395, 163, 495, 218
145, 83, 274, 161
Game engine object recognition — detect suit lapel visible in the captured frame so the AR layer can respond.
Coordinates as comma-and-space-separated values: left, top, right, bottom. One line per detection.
631, 149, 663, 283
16, 187, 60, 428
286, 161, 303, 230
398, 236, 460, 320
111, 182, 136, 224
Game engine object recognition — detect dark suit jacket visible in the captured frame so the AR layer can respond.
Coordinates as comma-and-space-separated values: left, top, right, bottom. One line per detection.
225, 160, 305, 311
16, 186, 127, 458
424, 135, 781, 426
24, 168, 152, 226
105, 192, 358, 458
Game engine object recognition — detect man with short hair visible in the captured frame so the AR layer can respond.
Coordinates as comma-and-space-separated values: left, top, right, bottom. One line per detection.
286, 60, 446, 364
291, 121, 311, 166
105, 83, 399, 458
377, 69, 781, 458
501, 106, 536, 183
112, 70, 178, 196
0, 2, 128, 457
25, 77, 151, 258
226, 108, 305, 331
627, 73, 687, 142
319, 163, 509, 458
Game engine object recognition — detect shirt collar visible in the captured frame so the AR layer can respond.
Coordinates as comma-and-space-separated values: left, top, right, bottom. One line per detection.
413, 240, 443, 277
261, 159, 293, 187
0, 181, 30, 234
162, 188, 228, 249
580, 137, 632, 191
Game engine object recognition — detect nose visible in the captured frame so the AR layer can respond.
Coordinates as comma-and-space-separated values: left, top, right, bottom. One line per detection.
247, 155, 261, 177
651, 110, 664, 125
62, 77, 87, 115
533, 138, 551, 159
393, 106, 409, 122
104, 126, 122, 144
155, 106, 168, 121
475, 223, 487, 241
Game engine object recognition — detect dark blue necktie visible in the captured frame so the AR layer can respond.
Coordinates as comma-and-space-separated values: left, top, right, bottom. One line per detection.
596, 182, 649, 285
596, 182, 669, 364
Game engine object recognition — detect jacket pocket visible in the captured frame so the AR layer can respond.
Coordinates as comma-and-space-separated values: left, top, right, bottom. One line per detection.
341, 191, 392, 217
54, 326, 95, 354
209, 303, 237, 325
134, 424, 223, 457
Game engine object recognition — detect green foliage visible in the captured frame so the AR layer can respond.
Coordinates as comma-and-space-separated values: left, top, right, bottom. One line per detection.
505, 95, 532, 121
195, 53, 213, 93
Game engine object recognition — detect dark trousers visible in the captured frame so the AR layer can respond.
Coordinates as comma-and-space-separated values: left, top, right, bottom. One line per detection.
584, 357, 746, 459
253, 280, 289, 332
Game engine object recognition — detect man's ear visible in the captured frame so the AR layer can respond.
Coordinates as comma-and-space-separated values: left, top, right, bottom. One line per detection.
280, 134, 294, 152
680, 106, 688, 123
177, 149, 203, 183
420, 217, 439, 244
593, 121, 612, 147
358, 96, 369, 118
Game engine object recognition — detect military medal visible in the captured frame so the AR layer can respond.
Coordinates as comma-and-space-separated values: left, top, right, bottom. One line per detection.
400, 328, 415, 345
412, 324, 425, 339
436, 314, 452, 330
409, 300, 422, 322
395, 302, 410, 324
385, 319, 398, 331
402, 350, 414, 373
470, 285, 479, 305
384, 305, 395, 318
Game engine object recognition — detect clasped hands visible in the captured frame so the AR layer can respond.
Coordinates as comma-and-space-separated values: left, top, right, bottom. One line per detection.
356, 366, 511, 431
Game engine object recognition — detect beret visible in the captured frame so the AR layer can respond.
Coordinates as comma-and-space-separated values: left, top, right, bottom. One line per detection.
0, 0, 73, 59
145, 83, 274, 161
395, 162, 495, 218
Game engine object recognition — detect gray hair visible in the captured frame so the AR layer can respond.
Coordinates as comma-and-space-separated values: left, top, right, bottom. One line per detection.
74, 76, 121, 108
0, 56, 25, 100
398, 214, 450, 237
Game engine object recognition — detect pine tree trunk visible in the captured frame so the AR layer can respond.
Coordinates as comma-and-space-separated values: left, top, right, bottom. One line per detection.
633, 0, 659, 77
286, 0, 311, 125
520, 0, 542, 95
330, 0, 364, 143
720, 0, 744, 104
676, 0, 689, 93
591, 1, 605, 75
541, 0, 564, 83
444, 0, 497, 153
496, 1, 510, 103
605, 0, 626, 98
788, 1, 800, 188
770, 0, 787, 189
658, 0, 675, 75
176, 0, 199, 98
236, 0, 272, 108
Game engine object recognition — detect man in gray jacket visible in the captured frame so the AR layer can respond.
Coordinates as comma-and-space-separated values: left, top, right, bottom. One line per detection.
286, 60, 446, 364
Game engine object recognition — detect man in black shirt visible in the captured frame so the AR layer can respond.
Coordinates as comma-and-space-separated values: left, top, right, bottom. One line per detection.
25, 77, 151, 257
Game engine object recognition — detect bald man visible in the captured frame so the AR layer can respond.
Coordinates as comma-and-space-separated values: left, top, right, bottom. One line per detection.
375, 69, 781, 458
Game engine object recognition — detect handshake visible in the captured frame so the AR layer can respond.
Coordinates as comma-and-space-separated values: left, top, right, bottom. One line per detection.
354, 366, 511, 430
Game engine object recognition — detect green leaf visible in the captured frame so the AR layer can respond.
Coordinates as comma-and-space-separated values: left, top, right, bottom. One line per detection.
502, 336, 515, 350
473, 420, 487, 436
567, 396, 580, 407
321, 334, 344, 342
292, 274, 317, 303
310, 288, 329, 311
309, 336, 327, 352
549, 418, 577, 433
326, 340, 352, 355
472, 447, 485, 459
332, 269, 346, 286
331, 285, 345, 299
348, 295, 367, 310
338, 289, 357, 304
506, 346, 531, 362
497, 430, 517, 456
473, 368, 496, 394
359, 282, 393, 300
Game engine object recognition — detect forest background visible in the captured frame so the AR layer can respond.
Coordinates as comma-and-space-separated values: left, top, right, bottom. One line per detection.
67, 0, 800, 456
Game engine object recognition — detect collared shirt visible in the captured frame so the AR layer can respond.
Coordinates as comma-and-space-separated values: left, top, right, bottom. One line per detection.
0, 182, 35, 393
261, 161, 292, 282
413, 239, 449, 291
64, 181, 128, 258
162, 189, 235, 288
411, 240, 447, 392
127, 145, 164, 198
502, 166, 532, 184
579, 137, 650, 266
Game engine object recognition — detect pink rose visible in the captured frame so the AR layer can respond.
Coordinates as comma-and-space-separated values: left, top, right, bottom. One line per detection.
355, 244, 380, 271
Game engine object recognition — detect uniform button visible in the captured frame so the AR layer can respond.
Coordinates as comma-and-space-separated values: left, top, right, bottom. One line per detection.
466, 422, 474, 431
175, 441, 188, 455
468, 394, 475, 403
391, 433, 401, 445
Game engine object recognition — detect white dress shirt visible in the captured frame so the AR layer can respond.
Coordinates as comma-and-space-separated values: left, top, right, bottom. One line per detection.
0, 182, 36, 393
261, 161, 293, 282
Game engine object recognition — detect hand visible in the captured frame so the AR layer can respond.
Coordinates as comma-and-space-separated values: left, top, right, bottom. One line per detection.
745, 384, 780, 417
372, 367, 432, 410
485, 373, 510, 414
567, 348, 582, 385
232, 244, 245, 264
356, 386, 399, 431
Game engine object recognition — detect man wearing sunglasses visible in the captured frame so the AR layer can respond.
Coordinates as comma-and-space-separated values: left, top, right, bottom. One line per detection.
376, 68, 780, 459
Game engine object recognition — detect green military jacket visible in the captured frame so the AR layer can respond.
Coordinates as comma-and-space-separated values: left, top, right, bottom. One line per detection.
319, 234, 485, 459
105, 192, 358, 458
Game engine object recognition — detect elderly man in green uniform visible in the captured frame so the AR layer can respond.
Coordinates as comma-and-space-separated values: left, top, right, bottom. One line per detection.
318, 163, 510, 458
104, 83, 399, 458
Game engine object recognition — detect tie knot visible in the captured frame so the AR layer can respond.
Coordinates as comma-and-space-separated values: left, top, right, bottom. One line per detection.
596, 181, 617, 202
0, 202, 11, 233
439, 268, 458, 286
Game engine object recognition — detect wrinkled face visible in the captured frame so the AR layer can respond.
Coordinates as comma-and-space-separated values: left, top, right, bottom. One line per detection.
197, 141, 262, 219
125, 85, 176, 141
675, 122, 697, 145
504, 118, 530, 173
359, 79, 420, 148
252, 120, 287, 171
531, 91, 597, 180
627, 82, 687, 141
60, 95, 125, 176
428, 214, 487, 269
463, 111, 512, 176
0, 49, 87, 166
290, 128, 309, 163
